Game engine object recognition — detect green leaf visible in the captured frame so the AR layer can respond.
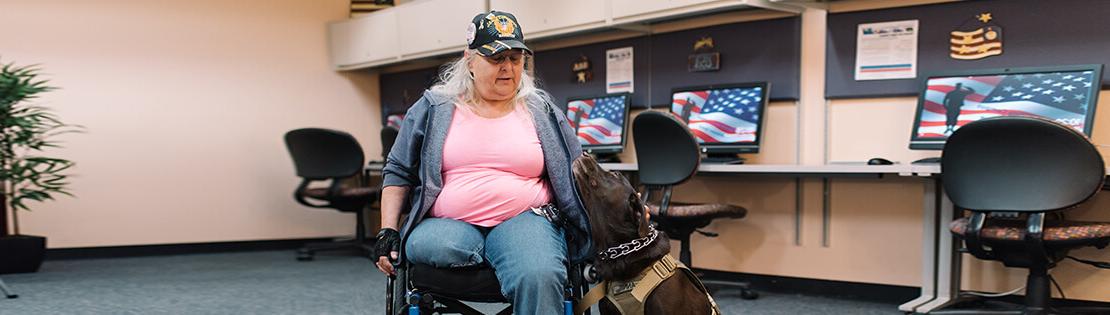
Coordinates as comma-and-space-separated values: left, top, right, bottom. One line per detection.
0, 59, 78, 216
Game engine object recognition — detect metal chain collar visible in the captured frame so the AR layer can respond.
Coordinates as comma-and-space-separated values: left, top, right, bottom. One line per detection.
598, 226, 659, 261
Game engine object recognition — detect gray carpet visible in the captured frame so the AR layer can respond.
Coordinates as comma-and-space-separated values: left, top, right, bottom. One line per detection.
0, 250, 901, 314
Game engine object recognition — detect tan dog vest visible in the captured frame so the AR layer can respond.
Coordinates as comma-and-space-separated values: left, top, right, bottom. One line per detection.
576, 255, 721, 315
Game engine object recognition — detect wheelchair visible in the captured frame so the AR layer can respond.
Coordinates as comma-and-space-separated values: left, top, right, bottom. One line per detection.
385, 234, 591, 315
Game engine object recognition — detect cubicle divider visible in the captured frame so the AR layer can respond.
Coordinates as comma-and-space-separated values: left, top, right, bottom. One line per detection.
536, 16, 801, 110
822, 0, 1110, 307
379, 16, 802, 122
533, 36, 652, 109
379, 67, 438, 125
645, 17, 800, 106
826, 0, 1110, 99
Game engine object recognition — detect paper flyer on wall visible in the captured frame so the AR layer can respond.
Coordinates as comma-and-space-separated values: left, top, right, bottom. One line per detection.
855, 20, 918, 81
606, 47, 634, 94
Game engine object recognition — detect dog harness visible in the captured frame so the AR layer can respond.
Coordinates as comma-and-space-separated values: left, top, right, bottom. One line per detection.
575, 254, 721, 315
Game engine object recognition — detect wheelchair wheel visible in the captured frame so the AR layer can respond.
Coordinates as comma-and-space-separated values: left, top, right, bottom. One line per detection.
388, 268, 409, 315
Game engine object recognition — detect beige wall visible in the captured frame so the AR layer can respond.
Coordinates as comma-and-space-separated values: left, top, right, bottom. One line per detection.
0, 0, 382, 248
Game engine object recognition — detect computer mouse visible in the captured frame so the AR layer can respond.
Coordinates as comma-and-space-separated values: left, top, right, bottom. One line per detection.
867, 157, 894, 165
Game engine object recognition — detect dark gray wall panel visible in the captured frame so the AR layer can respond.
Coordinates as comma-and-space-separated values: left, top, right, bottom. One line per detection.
827, 0, 1110, 99
380, 17, 802, 116
379, 66, 439, 124
534, 37, 652, 110
649, 17, 801, 105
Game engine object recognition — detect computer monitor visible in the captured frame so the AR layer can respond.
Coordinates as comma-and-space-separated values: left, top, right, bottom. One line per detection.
670, 82, 769, 163
909, 64, 1103, 151
566, 93, 631, 160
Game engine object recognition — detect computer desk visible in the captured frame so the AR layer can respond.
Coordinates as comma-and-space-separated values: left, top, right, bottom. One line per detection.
366, 161, 384, 175
600, 162, 960, 314
366, 161, 961, 313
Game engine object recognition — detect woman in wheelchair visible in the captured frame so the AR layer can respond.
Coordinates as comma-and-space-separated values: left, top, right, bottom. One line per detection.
374, 10, 592, 314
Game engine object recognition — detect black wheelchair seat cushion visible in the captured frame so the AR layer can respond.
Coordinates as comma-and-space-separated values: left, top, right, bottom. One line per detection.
950, 218, 1110, 246
409, 263, 506, 302
647, 202, 747, 220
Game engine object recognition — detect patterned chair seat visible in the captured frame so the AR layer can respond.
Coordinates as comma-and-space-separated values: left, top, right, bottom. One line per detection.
304, 186, 378, 199
950, 218, 1110, 246
647, 202, 747, 220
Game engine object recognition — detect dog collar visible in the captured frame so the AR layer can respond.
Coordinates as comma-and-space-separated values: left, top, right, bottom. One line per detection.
598, 227, 659, 261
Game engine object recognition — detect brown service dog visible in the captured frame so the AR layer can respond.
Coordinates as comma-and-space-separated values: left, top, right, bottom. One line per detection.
572, 153, 716, 315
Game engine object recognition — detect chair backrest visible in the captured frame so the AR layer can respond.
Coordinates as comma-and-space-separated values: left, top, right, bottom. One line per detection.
284, 128, 365, 179
381, 125, 399, 160
632, 111, 701, 186
942, 116, 1105, 212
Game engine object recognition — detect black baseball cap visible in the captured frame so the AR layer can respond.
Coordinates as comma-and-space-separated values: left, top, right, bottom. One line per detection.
466, 11, 531, 57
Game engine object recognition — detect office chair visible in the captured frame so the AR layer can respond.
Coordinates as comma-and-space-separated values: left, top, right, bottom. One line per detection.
938, 116, 1110, 315
284, 128, 379, 261
0, 277, 16, 299
631, 110, 758, 300
381, 125, 399, 160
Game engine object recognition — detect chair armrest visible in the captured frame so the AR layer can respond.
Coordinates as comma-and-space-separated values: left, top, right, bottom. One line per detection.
639, 185, 672, 217
660, 186, 673, 217
1024, 213, 1050, 264
326, 176, 344, 198
293, 178, 332, 208
964, 212, 995, 260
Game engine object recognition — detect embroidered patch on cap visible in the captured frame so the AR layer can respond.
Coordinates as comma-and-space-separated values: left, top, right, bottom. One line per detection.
465, 23, 476, 45
466, 10, 530, 56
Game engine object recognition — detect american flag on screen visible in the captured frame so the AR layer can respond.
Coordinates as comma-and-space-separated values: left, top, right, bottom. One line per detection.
566, 99, 595, 129
576, 96, 626, 145
386, 114, 404, 129
916, 70, 1095, 138
671, 87, 763, 144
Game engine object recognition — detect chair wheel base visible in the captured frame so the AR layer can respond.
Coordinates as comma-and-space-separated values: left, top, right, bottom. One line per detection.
296, 249, 314, 261
739, 289, 759, 300
701, 279, 758, 300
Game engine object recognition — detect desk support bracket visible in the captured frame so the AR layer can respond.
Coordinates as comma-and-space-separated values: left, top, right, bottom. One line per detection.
915, 185, 961, 313
822, 178, 831, 247
900, 178, 940, 312
794, 178, 803, 246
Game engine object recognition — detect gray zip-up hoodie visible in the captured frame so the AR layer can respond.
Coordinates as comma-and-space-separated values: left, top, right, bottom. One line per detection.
382, 90, 594, 263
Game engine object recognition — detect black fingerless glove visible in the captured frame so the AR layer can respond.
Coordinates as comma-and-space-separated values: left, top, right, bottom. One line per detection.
374, 228, 400, 262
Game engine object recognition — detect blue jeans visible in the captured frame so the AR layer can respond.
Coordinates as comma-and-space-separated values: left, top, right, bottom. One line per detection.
406, 211, 568, 314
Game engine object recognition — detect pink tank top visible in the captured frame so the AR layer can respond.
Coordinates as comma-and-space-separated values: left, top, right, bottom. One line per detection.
430, 103, 553, 227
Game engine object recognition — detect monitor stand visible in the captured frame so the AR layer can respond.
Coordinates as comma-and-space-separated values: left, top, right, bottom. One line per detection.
702, 153, 745, 165
912, 157, 942, 164
591, 153, 622, 163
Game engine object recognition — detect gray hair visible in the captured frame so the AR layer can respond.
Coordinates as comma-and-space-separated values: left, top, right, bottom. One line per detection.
429, 49, 553, 111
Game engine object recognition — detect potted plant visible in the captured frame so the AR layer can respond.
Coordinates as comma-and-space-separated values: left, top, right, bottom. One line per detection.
0, 61, 80, 274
